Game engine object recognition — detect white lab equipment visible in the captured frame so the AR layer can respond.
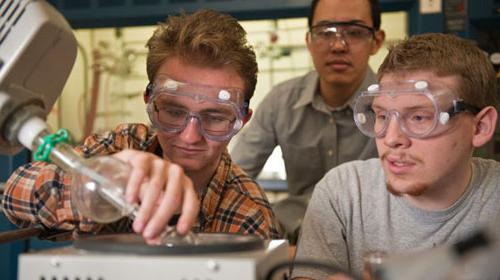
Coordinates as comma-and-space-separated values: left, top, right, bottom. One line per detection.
0, 0, 77, 154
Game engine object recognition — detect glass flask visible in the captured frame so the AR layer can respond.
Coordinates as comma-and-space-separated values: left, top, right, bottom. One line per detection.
70, 156, 135, 223
68, 154, 196, 245
29, 129, 195, 244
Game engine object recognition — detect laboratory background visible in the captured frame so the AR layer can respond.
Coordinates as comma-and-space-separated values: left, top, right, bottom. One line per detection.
0, 0, 499, 280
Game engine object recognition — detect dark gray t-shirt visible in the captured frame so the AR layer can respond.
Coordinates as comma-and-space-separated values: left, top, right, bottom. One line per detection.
293, 157, 500, 279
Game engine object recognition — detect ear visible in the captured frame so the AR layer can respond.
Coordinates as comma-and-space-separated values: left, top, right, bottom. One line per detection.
143, 82, 153, 103
370, 29, 385, 55
472, 106, 498, 148
305, 32, 313, 53
242, 108, 253, 125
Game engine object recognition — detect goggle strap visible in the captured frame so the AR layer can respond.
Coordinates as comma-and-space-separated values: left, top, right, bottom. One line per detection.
242, 100, 250, 115
448, 100, 481, 118
457, 101, 481, 114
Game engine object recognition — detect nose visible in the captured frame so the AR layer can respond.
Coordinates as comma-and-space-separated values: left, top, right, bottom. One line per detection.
382, 114, 410, 148
329, 33, 348, 51
178, 117, 203, 143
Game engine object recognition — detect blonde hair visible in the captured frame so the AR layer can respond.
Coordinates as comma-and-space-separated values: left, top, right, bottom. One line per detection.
379, 33, 497, 108
146, 9, 258, 102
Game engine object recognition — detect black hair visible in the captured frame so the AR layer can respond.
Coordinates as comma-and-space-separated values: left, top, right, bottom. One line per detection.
307, 0, 382, 30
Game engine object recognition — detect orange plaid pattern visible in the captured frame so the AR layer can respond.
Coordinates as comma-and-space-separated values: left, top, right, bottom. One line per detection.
2, 123, 280, 239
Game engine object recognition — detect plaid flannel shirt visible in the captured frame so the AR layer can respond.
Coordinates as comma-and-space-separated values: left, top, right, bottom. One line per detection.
2, 123, 280, 239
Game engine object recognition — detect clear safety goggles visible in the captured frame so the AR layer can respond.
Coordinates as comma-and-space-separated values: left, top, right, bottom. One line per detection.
309, 21, 375, 46
353, 80, 481, 139
147, 75, 248, 142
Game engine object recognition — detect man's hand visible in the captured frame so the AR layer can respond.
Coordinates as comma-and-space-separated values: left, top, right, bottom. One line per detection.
112, 149, 199, 244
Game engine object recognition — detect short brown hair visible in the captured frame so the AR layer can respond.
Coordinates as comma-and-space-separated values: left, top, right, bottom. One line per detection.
146, 9, 258, 102
378, 33, 497, 108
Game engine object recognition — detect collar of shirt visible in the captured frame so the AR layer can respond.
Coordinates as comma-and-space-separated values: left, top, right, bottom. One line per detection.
293, 68, 377, 113
199, 150, 231, 212
196, 149, 233, 231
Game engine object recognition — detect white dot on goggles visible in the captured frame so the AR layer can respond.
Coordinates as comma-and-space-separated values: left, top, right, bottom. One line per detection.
439, 112, 450, 125
218, 90, 231, 100
166, 80, 178, 90
414, 81, 428, 90
367, 84, 380, 92
357, 113, 367, 124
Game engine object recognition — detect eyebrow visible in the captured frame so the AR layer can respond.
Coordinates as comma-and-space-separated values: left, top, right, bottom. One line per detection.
313, 20, 367, 27
156, 100, 186, 109
200, 107, 233, 115
371, 104, 435, 111
159, 100, 233, 115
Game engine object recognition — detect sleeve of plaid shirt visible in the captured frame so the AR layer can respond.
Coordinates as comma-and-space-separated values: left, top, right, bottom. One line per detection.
220, 182, 282, 239
201, 154, 282, 239
1, 124, 153, 233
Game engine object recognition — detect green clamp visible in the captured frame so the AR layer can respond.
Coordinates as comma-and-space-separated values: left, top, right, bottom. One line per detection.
34, 129, 70, 163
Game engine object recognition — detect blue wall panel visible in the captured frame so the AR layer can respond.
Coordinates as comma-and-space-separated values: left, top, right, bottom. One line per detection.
0, 150, 30, 183
46, 0, 416, 28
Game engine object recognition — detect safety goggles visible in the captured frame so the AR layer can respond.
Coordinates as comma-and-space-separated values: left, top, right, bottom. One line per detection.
147, 75, 248, 141
353, 80, 481, 139
309, 21, 375, 47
